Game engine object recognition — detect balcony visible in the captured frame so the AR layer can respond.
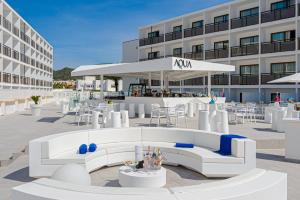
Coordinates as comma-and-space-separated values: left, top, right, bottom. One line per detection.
31, 78, 36, 86
31, 59, 35, 67
3, 73, 11, 83
20, 76, 30, 85
205, 21, 228, 34
12, 75, 19, 84
261, 73, 295, 84
231, 15, 259, 29
261, 5, 295, 23
20, 53, 30, 64
20, 31, 30, 44
13, 26, 20, 37
205, 48, 229, 60
184, 27, 203, 38
3, 17, 11, 31
139, 56, 164, 62
3, 45, 12, 57
184, 52, 204, 60
211, 74, 229, 85
13, 50, 19, 60
231, 74, 259, 85
261, 40, 295, 54
165, 31, 182, 42
231, 44, 259, 57
139, 35, 164, 46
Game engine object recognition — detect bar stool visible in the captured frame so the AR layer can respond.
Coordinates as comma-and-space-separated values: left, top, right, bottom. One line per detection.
138, 104, 145, 118
198, 110, 210, 131
216, 110, 229, 134
121, 110, 130, 128
111, 112, 122, 128
129, 103, 135, 118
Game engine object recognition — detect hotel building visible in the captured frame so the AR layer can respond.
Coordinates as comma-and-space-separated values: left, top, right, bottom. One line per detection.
123, 0, 300, 103
0, 0, 53, 100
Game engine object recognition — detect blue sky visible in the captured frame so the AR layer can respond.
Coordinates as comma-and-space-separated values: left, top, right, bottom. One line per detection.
6, 0, 231, 70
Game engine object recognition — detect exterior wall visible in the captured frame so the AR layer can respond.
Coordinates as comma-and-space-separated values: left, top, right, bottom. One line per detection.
0, 0, 53, 100
122, 0, 300, 103
122, 39, 139, 63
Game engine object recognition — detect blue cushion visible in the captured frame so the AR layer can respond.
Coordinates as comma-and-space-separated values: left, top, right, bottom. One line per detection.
79, 144, 88, 154
89, 143, 97, 152
175, 143, 194, 148
216, 134, 246, 156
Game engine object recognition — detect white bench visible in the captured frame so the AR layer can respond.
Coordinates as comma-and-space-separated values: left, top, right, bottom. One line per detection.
29, 127, 256, 178
12, 168, 287, 200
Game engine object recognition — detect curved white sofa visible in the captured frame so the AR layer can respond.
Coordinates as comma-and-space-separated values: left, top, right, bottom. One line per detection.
29, 127, 256, 178
12, 168, 287, 200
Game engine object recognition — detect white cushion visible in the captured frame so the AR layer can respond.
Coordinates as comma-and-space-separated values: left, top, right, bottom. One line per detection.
194, 131, 221, 150
102, 142, 139, 154
231, 139, 245, 158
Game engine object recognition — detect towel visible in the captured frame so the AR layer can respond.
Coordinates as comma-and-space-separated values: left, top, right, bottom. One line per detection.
216, 134, 246, 156
175, 143, 194, 148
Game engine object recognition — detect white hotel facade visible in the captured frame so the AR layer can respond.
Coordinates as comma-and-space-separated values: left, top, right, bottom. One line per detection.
0, 0, 53, 100
123, 0, 300, 103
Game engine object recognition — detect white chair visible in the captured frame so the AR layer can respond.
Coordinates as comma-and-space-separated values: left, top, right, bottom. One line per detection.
168, 104, 187, 128
149, 104, 166, 126
77, 106, 92, 126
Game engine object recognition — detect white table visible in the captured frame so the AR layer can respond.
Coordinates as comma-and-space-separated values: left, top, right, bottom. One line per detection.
118, 166, 166, 188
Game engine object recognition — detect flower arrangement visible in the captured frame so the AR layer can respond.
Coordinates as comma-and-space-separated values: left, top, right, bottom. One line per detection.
31, 96, 40, 105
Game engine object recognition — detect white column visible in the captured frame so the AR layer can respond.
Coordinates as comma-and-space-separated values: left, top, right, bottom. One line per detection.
148, 72, 152, 88
160, 71, 164, 97
100, 74, 104, 101
207, 72, 211, 97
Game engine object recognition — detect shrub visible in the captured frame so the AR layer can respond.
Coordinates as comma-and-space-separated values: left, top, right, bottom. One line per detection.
31, 96, 40, 105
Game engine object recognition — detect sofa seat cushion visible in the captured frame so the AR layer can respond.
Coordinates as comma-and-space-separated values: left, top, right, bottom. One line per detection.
42, 149, 106, 165
142, 142, 179, 154
102, 142, 141, 154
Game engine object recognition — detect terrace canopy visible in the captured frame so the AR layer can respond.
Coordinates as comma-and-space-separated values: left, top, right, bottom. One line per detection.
71, 57, 235, 98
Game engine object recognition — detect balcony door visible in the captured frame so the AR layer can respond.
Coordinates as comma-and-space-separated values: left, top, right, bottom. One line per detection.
240, 7, 259, 17
148, 31, 159, 38
214, 40, 229, 49
240, 65, 259, 76
271, 62, 295, 75
148, 51, 160, 59
173, 48, 182, 57
271, 0, 292, 11
271, 30, 295, 42
214, 14, 229, 23
240, 36, 259, 46
192, 20, 203, 28
192, 44, 203, 53
173, 25, 182, 32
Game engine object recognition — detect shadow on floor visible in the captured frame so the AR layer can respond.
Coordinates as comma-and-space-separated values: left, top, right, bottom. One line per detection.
104, 179, 121, 187
257, 153, 300, 164
253, 128, 279, 133
4, 167, 35, 182
37, 117, 61, 123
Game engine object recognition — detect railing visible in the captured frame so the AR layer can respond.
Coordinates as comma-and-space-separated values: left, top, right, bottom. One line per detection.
231, 74, 259, 85
261, 4, 295, 23
231, 44, 259, 57
165, 54, 182, 58
184, 77, 204, 86
20, 76, 30, 85
165, 31, 182, 41
20, 53, 30, 64
231, 15, 259, 29
184, 27, 203, 38
31, 59, 35, 67
13, 26, 20, 37
205, 21, 229, 34
3, 17, 11, 31
3, 73, 11, 83
12, 74, 19, 84
261, 73, 295, 84
184, 52, 204, 60
13, 50, 19, 60
3, 45, 12, 57
20, 31, 30, 44
31, 78, 36, 86
211, 74, 229, 85
205, 48, 229, 60
261, 40, 295, 54
139, 36, 163, 46
139, 56, 164, 61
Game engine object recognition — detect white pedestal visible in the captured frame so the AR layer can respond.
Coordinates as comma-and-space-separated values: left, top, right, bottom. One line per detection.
264, 107, 273, 124
285, 119, 300, 160
129, 103, 135, 118
119, 166, 166, 188
277, 110, 286, 133
209, 104, 217, 132
92, 111, 100, 129
187, 103, 194, 118
111, 112, 121, 128
271, 109, 279, 131
216, 110, 229, 134
138, 104, 145, 118
198, 110, 210, 131
120, 110, 130, 128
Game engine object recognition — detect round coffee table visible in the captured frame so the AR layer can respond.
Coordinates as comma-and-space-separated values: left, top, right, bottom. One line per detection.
118, 166, 166, 188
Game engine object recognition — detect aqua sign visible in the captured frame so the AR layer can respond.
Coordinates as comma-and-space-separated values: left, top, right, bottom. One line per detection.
174, 59, 192, 69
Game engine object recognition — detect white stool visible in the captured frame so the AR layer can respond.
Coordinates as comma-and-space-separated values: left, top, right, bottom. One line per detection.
272, 109, 279, 131
92, 111, 100, 129
129, 103, 135, 118
111, 112, 121, 128
120, 103, 126, 111
187, 103, 194, 118
277, 109, 287, 133
216, 110, 229, 134
198, 110, 210, 131
138, 104, 145, 118
121, 110, 130, 128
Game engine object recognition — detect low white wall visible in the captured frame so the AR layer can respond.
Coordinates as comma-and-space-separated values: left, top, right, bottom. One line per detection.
284, 119, 300, 160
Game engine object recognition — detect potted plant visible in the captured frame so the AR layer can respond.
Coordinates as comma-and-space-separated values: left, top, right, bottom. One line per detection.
30, 96, 42, 116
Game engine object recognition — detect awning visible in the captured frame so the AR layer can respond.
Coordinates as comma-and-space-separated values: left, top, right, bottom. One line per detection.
268, 73, 300, 83
71, 57, 235, 81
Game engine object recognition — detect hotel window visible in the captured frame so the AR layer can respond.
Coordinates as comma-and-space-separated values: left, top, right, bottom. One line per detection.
148, 51, 160, 59
214, 14, 229, 23
271, 30, 295, 42
173, 25, 182, 32
192, 44, 203, 53
240, 7, 259, 17
173, 48, 182, 56
192, 20, 203, 28
148, 31, 159, 38
240, 64, 259, 75
271, 0, 292, 10
240, 36, 259, 46
271, 62, 295, 74
214, 40, 229, 49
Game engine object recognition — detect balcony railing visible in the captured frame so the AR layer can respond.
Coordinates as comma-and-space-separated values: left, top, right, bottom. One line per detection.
31, 78, 36, 86
231, 44, 259, 57
3, 17, 11, 31
184, 77, 204, 86
205, 48, 229, 60
205, 21, 229, 34
3, 73, 11, 83
231, 15, 259, 29
184, 27, 203, 38
261, 4, 295, 23
165, 31, 182, 41
261, 73, 295, 84
13, 50, 19, 60
20, 76, 30, 85
166, 54, 182, 58
20, 53, 30, 64
261, 40, 295, 54
20, 31, 30, 44
12, 75, 19, 84
184, 52, 204, 60
139, 56, 164, 62
139, 35, 164, 46
231, 74, 259, 85
3, 45, 12, 57
211, 74, 229, 85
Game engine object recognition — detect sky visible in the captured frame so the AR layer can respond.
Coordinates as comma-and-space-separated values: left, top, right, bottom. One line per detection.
6, 0, 231, 70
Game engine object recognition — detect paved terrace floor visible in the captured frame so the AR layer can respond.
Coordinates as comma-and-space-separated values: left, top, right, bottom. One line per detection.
0, 103, 299, 200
